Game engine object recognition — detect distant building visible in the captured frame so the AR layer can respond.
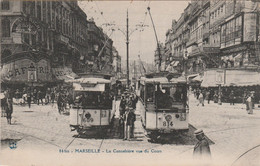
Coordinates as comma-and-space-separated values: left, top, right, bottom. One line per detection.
154, 42, 165, 72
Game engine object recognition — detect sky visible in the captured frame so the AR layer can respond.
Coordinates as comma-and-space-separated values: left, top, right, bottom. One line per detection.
78, 1, 189, 64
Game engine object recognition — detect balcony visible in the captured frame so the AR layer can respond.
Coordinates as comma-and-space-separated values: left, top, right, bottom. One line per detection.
203, 29, 210, 39
186, 37, 197, 47
189, 45, 220, 57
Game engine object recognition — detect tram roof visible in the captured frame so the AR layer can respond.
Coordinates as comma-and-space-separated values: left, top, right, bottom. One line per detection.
140, 76, 186, 84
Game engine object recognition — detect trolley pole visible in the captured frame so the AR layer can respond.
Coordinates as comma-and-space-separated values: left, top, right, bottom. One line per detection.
147, 6, 161, 72
126, 10, 130, 89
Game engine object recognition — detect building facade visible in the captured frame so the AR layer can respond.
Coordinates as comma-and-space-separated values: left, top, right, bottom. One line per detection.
1, 0, 118, 88
112, 46, 121, 78
164, 0, 260, 78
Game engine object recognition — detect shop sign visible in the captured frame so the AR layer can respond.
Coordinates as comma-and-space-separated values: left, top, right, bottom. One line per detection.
1, 59, 51, 82
28, 63, 37, 82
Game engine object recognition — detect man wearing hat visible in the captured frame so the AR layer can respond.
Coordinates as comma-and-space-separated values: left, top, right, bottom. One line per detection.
193, 129, 211, 160
119, 94, 126, 138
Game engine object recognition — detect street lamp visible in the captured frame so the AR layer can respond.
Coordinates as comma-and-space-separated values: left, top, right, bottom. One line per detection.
116, 10, 148, 88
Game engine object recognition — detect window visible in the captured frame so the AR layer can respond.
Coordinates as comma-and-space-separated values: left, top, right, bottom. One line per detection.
156, 85, 187, 109
32, 34, 36, 46
1, 18, 10, 37
37, 1, 41, 20
1, 0, 9, 10
146, 84, 155, 102
42, 1, 46, 23
30, 1, 35, 17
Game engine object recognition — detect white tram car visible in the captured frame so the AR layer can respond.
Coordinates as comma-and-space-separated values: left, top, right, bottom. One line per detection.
69, 76, 116, 135
138, 73, 189, 139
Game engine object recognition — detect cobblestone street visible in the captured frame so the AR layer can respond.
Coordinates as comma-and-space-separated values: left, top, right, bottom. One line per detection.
1, 95, 260, 166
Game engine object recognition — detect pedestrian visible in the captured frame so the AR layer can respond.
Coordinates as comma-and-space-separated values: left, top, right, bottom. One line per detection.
125, 108, 136, 141
51, 89, 55, 106
246, 93, 254, 114
57, 92, 63, 114
193, 129, 211, 161
22, 91, 27, 105
45, 88, 51, 104
5, 98, 13, 125
229, 90, 235, 105
14, 89, 20, 105
242, 91, 247, 104
213, 90, 218, 103
196, 89, 200, 100
37, 90, 44, 105
128, 95, 136, 138
1, 96, 7, 117
27, 90, 32, 108
197, 92, 204, 106
205, 90, 210, 104
119, 95, 126, 139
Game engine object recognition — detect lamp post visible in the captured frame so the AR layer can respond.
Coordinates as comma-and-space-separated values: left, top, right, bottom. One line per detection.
117, 10, 148, 88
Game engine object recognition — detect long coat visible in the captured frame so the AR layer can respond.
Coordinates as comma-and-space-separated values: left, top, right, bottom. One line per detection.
193, 138, 211, 159
5, 100, 13, 119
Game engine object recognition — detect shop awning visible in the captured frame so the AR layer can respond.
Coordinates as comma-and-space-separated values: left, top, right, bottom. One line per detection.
52, 67, 78, 82
225, 70, 260, 86
192, 75, 203, 82
201, 69, 260, 87
171, 61, 179, 67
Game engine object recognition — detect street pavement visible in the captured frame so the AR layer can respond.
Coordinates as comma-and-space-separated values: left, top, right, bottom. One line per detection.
1, 96, 260, 166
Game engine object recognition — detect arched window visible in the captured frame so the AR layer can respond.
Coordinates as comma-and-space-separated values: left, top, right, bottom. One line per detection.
1, 18, 10, 37
1, 0, 9, 10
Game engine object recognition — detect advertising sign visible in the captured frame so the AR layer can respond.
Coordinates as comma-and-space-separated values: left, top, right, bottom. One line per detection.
215, 70, 225, 85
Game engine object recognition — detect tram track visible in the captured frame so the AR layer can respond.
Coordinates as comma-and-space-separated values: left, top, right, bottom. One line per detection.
231, 144, 260, 166
2, 128, 63, 148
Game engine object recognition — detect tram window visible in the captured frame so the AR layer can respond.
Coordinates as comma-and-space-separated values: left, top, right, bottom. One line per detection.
73, 91, 112, 109
140, 85, 144, 101
146, 83, 154, 102
156, 85, 187, 109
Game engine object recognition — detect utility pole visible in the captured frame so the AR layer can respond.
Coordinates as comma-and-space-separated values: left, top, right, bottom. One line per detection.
126, 9, 130, 88
147, 6, 161, 72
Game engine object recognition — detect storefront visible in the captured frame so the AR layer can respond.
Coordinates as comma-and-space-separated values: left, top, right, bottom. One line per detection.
52, 67, 78, 83
1, 51, 53, 90
201, 69, 260, 103
220, 43, 260, 68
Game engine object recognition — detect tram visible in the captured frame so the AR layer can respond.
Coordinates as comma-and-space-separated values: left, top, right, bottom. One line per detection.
69, 75, 116, 135
138, 72, 189, 140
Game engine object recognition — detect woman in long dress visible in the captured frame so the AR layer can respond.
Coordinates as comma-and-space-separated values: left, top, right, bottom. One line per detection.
6, 98, 13, 124
246, 94, 253, 114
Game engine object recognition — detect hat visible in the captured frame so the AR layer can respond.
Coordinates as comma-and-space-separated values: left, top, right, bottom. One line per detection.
194, 129, 204, 135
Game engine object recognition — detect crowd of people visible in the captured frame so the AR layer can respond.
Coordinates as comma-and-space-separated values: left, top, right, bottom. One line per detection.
1, 86, 74, 122
119, 91, 138, 141
193, 87, 257, 114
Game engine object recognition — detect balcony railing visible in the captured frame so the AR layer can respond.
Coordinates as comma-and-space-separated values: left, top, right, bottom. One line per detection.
189, 45, 220, 57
